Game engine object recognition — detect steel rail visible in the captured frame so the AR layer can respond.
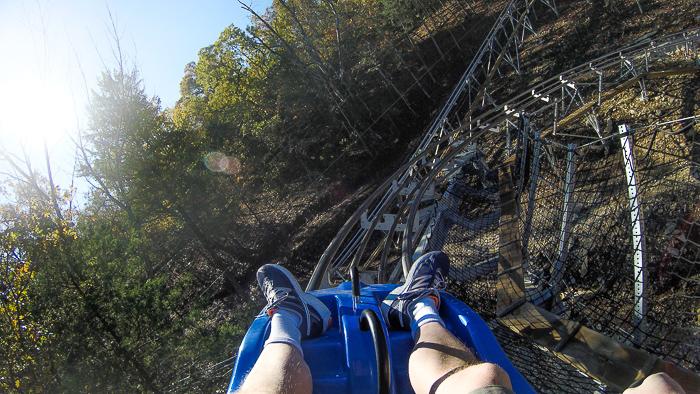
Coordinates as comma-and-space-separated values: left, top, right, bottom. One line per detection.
311, 0, 541, 286
309, 24, 700, 290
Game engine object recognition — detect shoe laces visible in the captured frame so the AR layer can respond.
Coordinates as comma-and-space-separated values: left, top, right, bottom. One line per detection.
397, 271, 447, 302
257, 279, 291, 318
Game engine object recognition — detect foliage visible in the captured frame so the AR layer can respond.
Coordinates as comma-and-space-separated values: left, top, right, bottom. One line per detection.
0, 63, 256, 391
0, 0, 466, 390
0, 239, 52, 392
178, 0, 450, 186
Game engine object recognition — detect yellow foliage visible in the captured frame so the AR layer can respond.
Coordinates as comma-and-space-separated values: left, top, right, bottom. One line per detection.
0, 259, 52, 391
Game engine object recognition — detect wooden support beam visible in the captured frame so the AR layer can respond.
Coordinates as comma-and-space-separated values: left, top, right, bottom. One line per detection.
499, 302, 700, 393
648, 67, 700, 78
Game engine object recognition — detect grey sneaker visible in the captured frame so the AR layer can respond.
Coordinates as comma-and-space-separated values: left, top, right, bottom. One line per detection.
257, 264, 332, 339
381, 251, 449, 329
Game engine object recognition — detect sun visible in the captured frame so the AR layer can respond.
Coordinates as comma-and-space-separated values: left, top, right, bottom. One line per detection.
0, 73, 78, 150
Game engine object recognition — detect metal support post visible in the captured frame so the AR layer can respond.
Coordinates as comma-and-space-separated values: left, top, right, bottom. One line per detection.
553, 101, 558, 135
639, 78, 647, 101
521, 133, 541, 266
619, 124, 647, 346
506, 121, 511, 157
644, 50, 649, 73
552, 144, 577, 298
517, 116, 530, 198
597, 70, 603, 106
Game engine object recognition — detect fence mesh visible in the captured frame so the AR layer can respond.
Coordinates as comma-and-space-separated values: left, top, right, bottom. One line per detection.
308, 12, 700, 392
442, 113, 699, 391
406, 36, 700, 391
488, 322, 609, 393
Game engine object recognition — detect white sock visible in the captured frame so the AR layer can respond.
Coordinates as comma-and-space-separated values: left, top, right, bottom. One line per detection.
410, 296, 444, 337
264, 309, 303, 355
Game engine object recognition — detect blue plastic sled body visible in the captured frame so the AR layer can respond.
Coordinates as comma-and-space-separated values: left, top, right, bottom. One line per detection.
227, 282, 535, 393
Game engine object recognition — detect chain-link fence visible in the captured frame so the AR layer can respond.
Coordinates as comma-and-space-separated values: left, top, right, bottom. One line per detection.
310, 25, 700, 392
510, 119, 700, 370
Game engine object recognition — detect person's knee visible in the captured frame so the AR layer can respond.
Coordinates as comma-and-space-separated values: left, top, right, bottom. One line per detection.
469, 363, 511, 388
436, 362, 512, 394
624, 373, 686, 394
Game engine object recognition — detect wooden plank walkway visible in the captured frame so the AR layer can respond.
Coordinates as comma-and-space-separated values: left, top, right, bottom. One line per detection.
496, 165, 527, 316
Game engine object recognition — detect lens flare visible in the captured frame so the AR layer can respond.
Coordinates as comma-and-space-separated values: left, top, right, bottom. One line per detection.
220, 156, 241, 174
204, 152, 241, 174
203, 152, 225, 172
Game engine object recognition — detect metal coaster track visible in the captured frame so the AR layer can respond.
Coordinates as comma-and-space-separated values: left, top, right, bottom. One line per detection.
307, 9, 700, 389
309, 20, 700, 291
308, 0, 551, 290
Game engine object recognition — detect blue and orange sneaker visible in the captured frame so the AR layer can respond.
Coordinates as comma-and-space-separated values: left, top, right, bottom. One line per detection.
381, 251, 450, 329
257, 264, 332, 339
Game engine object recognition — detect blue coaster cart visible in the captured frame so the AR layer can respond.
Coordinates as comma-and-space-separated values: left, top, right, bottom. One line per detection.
227, 276, 535, 394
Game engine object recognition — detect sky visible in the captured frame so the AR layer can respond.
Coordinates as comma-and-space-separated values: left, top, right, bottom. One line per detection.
0, 0, 269, 194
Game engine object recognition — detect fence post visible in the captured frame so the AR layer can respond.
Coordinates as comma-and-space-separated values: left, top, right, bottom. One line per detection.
619, 124, 647, 346
516, 115, 530, 199
521, 133, 541, 267
552, 144, 577, 299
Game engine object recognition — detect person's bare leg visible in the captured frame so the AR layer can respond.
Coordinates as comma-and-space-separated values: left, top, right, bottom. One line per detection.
623, 373, 686, 394
235, 264, 332, 394
409, 322, 512, 394
381, 252, 511, 394
236, 343, 312, 394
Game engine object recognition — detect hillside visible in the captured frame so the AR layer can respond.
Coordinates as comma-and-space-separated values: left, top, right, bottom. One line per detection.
0, 0, 697, 392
